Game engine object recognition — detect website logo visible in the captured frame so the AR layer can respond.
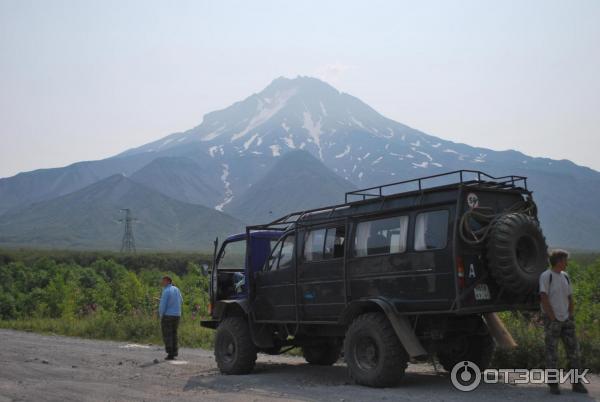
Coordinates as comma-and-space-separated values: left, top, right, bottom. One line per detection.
450, 361, 590, 392
450, 360, 481, 391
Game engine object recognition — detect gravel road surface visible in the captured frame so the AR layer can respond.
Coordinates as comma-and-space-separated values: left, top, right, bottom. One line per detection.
0, 329, 597, 402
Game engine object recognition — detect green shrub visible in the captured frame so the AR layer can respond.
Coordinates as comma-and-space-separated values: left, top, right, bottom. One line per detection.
0, 249, 597, 372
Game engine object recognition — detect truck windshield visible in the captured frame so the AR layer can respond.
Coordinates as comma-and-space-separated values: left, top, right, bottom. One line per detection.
218, 240, 246, 270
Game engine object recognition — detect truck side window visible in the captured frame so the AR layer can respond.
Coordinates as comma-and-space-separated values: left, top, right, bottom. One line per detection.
414, 210, 449, 250
277, 235, 295, 270
304, 229, 326, 261
266, 241, 282, 271
303, 226, 345, 261
354, 216, 409, 257
218, 240, 246, 269
324, 226, 345, 259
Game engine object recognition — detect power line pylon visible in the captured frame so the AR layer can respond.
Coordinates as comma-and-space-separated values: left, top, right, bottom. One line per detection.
119, 208, 137, 253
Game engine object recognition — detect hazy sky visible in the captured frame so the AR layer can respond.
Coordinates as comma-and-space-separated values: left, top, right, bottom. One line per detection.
1, 0, 599, 178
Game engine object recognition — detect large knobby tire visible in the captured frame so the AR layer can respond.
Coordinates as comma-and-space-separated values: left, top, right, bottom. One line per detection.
214, 317, 257, 375
344, 312, 408, 387
437, 333, 495, 372
303, 340, 342, 365
487, 212, 547, 294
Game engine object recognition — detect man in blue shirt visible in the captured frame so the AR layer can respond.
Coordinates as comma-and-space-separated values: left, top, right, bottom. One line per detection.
159, 276, 183, 360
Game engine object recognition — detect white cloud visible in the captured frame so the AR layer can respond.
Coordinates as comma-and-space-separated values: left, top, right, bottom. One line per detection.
315, 62, 355, 83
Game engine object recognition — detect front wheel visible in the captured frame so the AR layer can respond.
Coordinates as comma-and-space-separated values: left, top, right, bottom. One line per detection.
343, 312, 408, 387
214, 317, 257, 374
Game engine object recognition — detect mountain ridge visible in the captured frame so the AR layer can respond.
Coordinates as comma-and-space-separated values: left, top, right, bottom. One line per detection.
0, 174, 245, 251
0, 76, 599, 250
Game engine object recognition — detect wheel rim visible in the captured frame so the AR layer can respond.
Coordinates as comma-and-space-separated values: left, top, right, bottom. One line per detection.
354, 335, 379, 371
515, 235, 538, 273
220, 332, 236, 363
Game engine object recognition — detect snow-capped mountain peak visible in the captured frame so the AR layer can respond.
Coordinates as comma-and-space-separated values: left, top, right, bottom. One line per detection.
124, 76, 437, 165
119, 76, 598, 230
3, 76, 600, 250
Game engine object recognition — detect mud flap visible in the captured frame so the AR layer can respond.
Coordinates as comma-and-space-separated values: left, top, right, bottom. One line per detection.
371, 299, 427, 358
483, 312, 517, 349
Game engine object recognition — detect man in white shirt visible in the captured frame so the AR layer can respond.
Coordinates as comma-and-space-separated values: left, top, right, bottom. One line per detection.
539, 249, 587, 395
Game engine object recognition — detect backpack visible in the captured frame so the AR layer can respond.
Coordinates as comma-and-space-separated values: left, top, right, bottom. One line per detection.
548, 271, 570, 289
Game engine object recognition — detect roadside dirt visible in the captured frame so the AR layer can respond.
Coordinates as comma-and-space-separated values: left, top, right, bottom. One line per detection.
0, 329, 597, 402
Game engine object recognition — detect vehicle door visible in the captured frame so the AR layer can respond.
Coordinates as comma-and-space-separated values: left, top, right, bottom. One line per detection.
253, 233, 297, 322
298, 224, 346, 321
214, 238, 247, 300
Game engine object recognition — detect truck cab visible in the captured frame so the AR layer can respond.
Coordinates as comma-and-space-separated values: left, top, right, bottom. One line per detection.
206, 231, 282, 320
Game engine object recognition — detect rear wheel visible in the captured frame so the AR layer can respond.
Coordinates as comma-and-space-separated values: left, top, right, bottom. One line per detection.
343, 313, 408, 387
303, 340, 341, 365
437, 333, 495, 372
214, 317, 257, 374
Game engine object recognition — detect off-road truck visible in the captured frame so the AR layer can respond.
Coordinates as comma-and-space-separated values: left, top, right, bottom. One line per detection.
201, 170, 547, 387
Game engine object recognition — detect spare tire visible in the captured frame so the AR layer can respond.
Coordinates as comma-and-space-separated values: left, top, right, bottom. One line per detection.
487, 212, 547, 294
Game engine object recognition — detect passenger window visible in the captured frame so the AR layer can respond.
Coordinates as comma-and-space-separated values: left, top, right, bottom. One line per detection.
414, 210, 449, 251
304, 226, 345, 261
266, 241, 282, 271
324, 226, 345, 259
277, 235, 295, 270
354, 216, 409, 257
304, 229, 326, 261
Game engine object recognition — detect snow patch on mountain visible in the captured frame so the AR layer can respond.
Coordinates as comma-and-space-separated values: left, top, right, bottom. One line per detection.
335, 145, 351, 159
319, 101, 328, 116
243, 133, 259, 150
201, 125, 226, 142
302, 112, 323, 159
159, 138, 174, 149
231, 88, 298, 142
415, 150, 433, 161
209, 145, 224, 157
215, 164, 233, 211
350, 116, 366, 129
270, 144, 281, 156
282, 135, 296, 149
473, 153, 487, 163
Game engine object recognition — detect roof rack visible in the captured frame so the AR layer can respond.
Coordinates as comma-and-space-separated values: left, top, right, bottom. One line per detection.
344, 170, 527, 203
247, 170, 528, 232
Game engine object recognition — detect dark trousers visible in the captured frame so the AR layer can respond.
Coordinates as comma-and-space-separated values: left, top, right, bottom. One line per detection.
161, 315, 180, 356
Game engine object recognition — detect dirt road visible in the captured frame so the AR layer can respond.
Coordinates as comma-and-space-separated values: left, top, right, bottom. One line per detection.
0, 329, 597, 402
